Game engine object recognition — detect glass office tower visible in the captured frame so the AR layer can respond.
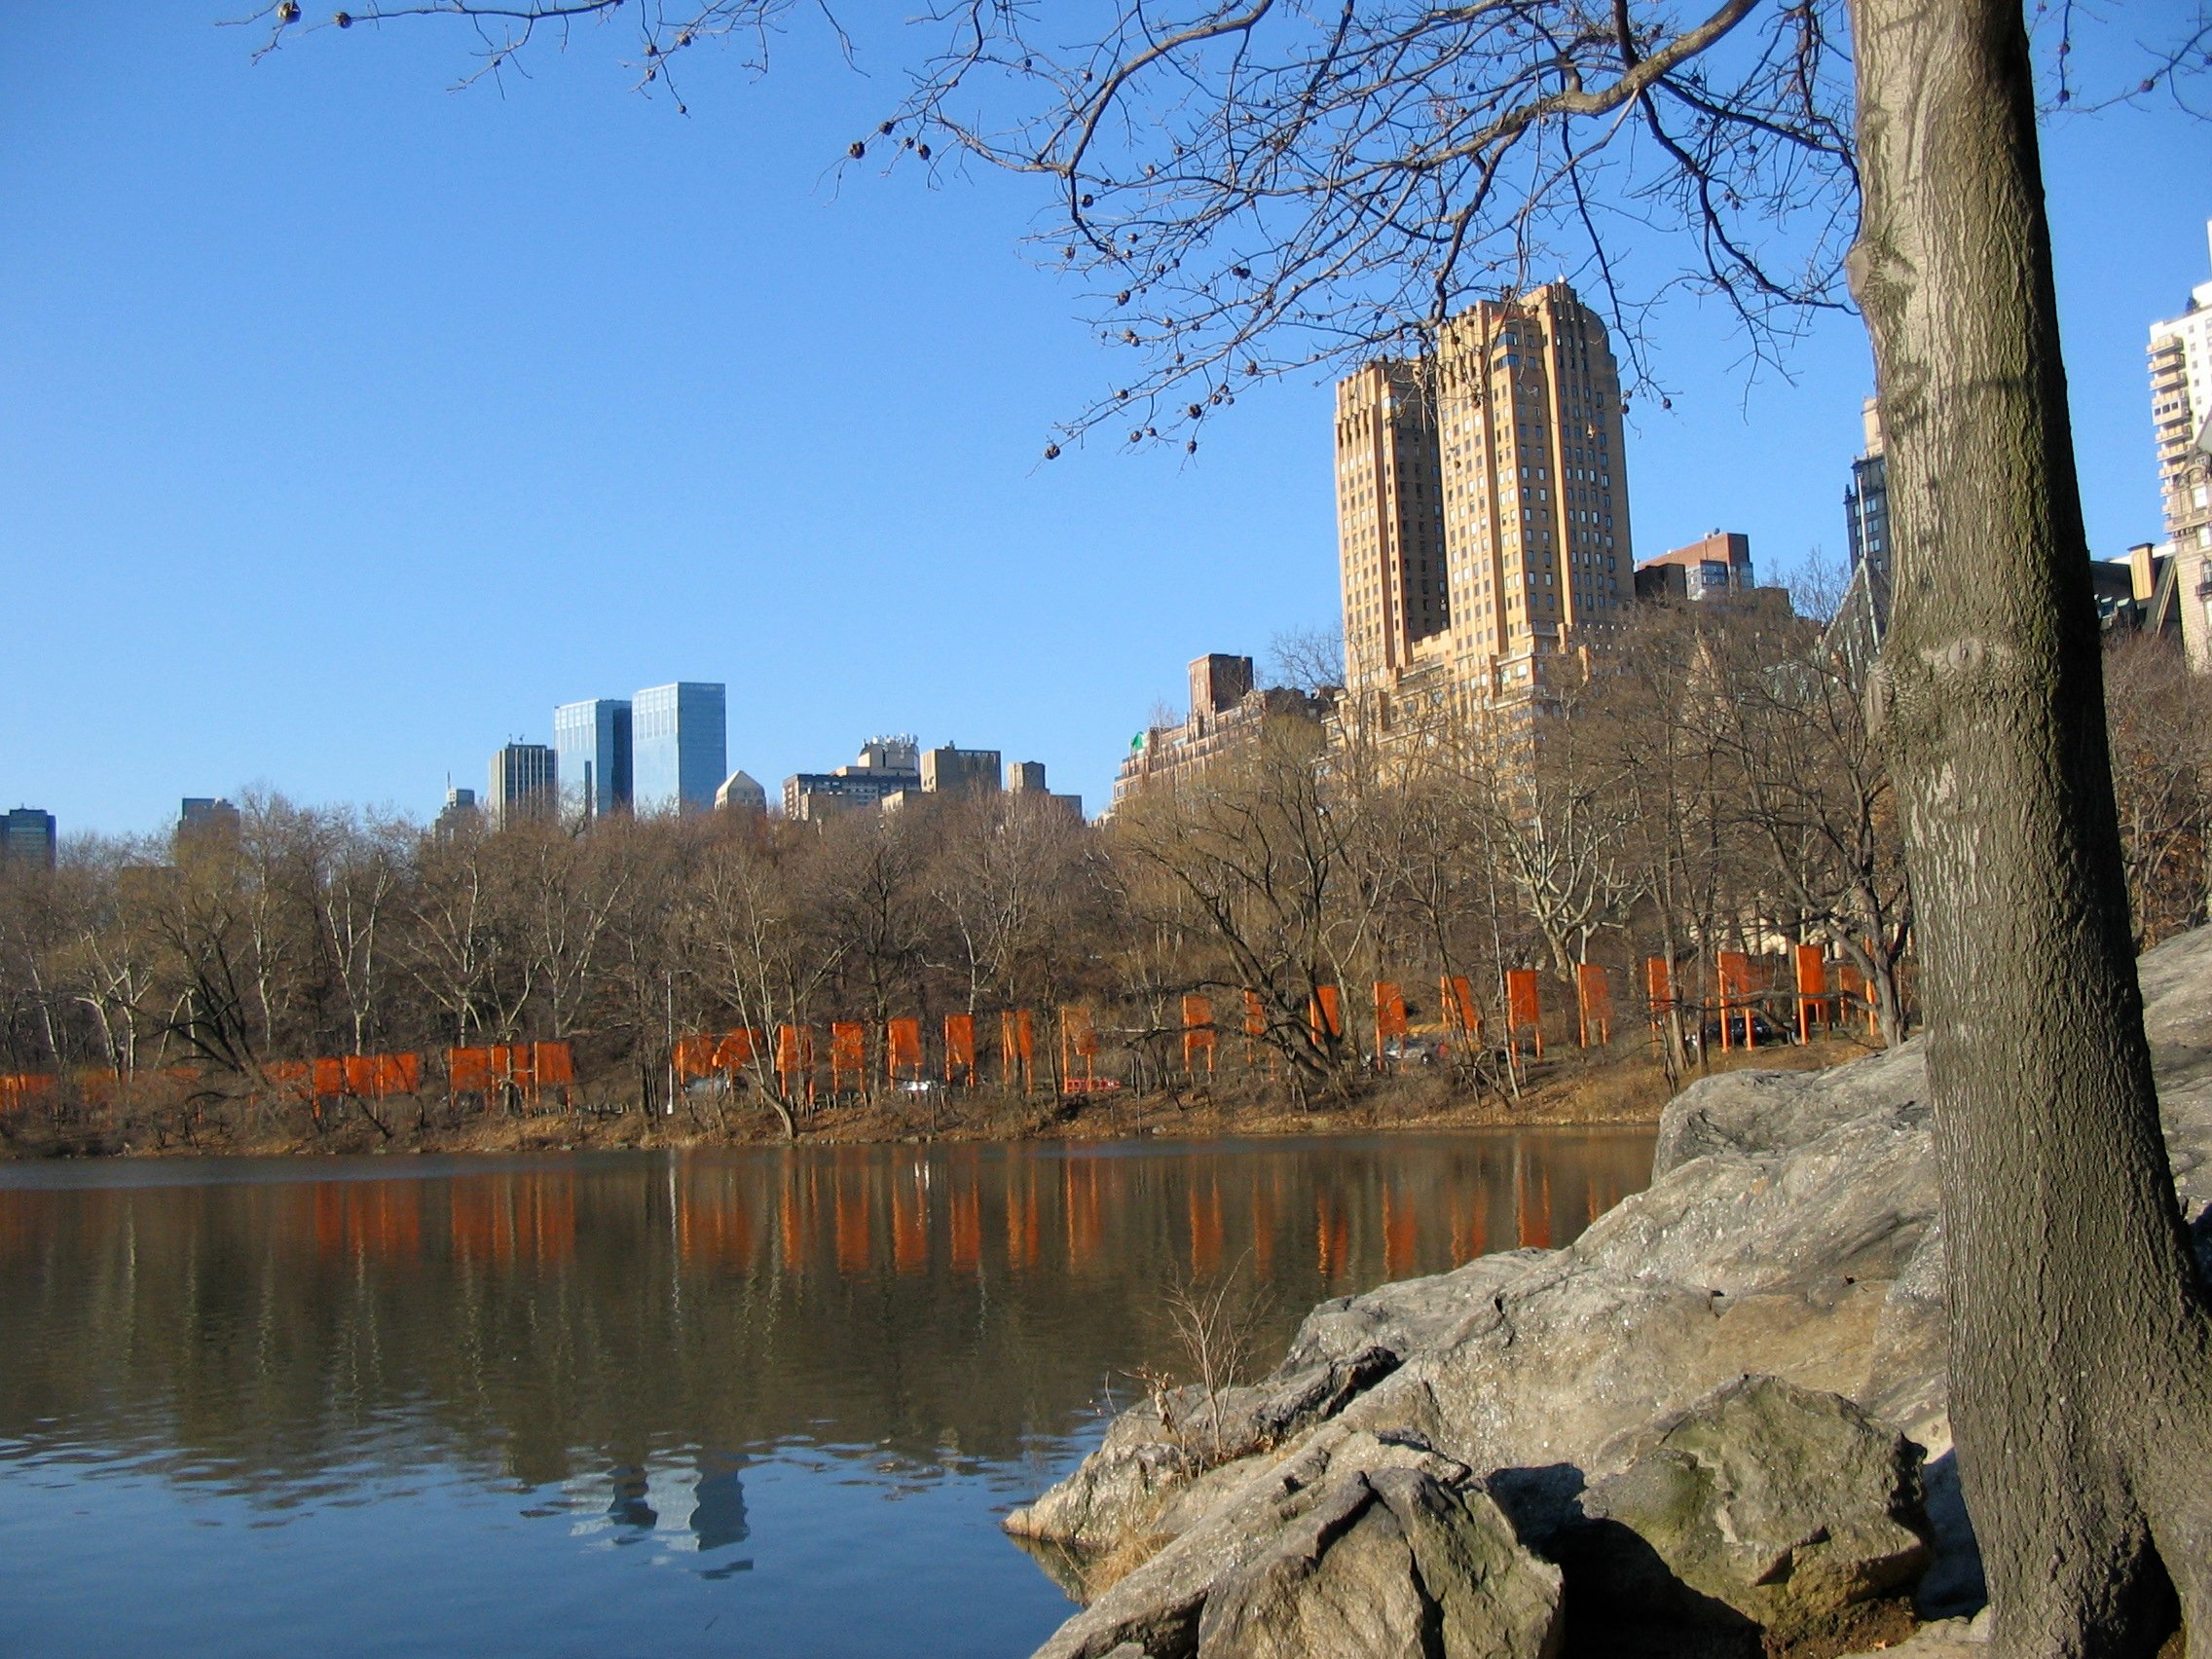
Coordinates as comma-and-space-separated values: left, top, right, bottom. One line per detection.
554, 698, 634, 820
632, 682, 727, 815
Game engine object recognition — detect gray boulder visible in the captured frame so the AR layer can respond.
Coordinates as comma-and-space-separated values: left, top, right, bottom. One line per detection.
1579, 1375, 1930, 1636
1005, 1345, 1403, 1553
1194, 1467, 1563, 1659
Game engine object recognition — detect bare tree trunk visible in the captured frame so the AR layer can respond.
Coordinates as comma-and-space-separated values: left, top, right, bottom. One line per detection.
1850, 0, 2212, 1649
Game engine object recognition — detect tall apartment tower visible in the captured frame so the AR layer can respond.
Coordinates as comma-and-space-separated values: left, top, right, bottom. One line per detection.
2149, 219, 2212, 668
633, 682, 727, 815
1336, 361, 1447, 690
487, 745, 557, 830
1336, 282, 1631, 713
554, 697, 634, 820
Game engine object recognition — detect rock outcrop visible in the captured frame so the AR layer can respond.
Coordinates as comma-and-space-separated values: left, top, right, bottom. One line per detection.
1008, 926, 2212, 1657
1578, 1375, 1931, 1638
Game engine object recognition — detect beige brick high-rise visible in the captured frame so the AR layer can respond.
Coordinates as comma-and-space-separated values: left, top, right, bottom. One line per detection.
2149, 219, 2212, 668
1335, 361, 1448, 689
1335, 283, 1631, 725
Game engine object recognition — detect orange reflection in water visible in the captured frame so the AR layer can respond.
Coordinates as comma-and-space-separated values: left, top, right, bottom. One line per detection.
1005, 1163, 1040, 1271
949, 1159, 982, 1275
1248, 1178, 1274, 1276
1314, 1192, 1351, 1279
834, 1164, 871, 1276
1063, 1160, 1103, 1270
893, 1165, 929, 1274
448, 1179, 572, 1265
678, 1178, 754, 1265
1189, 1177, 1224, 1278
1382, 1184, 1418, 1279
313, 1183, 423, 1262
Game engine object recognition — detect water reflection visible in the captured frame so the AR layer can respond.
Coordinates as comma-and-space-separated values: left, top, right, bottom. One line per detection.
0, 1131, 1651, 1659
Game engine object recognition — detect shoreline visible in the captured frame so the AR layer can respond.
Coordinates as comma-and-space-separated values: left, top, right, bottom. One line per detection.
0, 1038, 1868, 1162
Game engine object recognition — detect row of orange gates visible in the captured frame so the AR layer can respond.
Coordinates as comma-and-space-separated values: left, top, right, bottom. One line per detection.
0, 1042, 579, 1117
0, 949, 1875, 1114
659, 947, 1878, 1102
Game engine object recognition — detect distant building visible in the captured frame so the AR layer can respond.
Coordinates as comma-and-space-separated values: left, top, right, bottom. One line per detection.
783, 735, 922, 821
554, 698, 634, 820
434, 786, 480, 840
487, 744, 557, 830
1337, 281, 1631, 730
1112, 653, 1330, 808
920, 746, 1001, 798
1828, 395, 1896, 665
0, 808, 56, 871
2094, 543, 2184, 640
2149, 219, 2212, 668
715, 770, 767, 814
1634, 532, 1755, 604
178, 797, 241, 838
1006, 759, 1083, 822
1842, 398, 1891, 591
633, 682, 727, 815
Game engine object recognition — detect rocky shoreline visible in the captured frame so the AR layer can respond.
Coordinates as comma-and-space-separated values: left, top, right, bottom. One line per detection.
1002, 929, 2212, 1658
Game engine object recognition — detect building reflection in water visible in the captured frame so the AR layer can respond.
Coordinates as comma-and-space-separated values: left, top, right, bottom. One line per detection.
0, 1130, 1654, 1527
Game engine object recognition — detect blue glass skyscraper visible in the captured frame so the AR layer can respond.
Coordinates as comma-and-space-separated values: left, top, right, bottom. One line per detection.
554, 698, 634, 819
632, 683, 727, 815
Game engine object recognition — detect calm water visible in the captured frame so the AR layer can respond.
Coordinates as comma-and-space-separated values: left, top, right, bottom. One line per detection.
0, 1131, 1652, 1659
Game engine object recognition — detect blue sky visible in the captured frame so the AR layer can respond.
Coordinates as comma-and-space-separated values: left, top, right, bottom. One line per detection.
4, 7, 2210, 835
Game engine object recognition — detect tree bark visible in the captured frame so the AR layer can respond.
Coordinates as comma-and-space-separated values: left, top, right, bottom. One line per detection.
1847, 0, 2212, 1650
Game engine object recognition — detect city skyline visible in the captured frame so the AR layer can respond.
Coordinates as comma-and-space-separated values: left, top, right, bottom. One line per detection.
5, 9, 2211, 834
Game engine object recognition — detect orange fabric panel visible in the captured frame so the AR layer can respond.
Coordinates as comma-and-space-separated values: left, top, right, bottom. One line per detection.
1794, 943, 1827, 997
1181, 992, 1214, 1032
1309, 985, 1343, 1042
1373, 982, 1408, 1042
1505, 970, 1540, 1033
1643, 956, 1673, 1010
886, 1017, 922, 1079
716, 1029, 759, 1070
1440, 976, 1480, 1038
673, 1035, 719, 1082
830, 1021, 866, 1073
492, 1043, 535, 1089
343, 1054, 378, 1097
374, 1052, 422, 1097
1575, 964, 1609, 1019
1716, 950, 1753, 999
1243, 991, 1266, 1039
775, 1024, 813, 1078
447, 1048, 492, 1092
533, 1043, 573, 1087
944, 1014, 976, 1078
1575, 964, 1611, 1045
313, 1057, 347, 1099
1061, 1006, 1099, 1059
0, 1074, 56, 1114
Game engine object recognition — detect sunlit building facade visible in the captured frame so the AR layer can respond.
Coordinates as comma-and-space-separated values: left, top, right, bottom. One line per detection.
1335, 282, 1632, 734
2149, 220, 2212, 669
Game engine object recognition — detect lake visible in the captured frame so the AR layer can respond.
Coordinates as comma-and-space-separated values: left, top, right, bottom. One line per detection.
0, 1130, 1654, 1658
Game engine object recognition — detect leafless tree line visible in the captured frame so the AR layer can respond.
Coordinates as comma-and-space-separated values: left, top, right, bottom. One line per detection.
4, 607, 2205, 1131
